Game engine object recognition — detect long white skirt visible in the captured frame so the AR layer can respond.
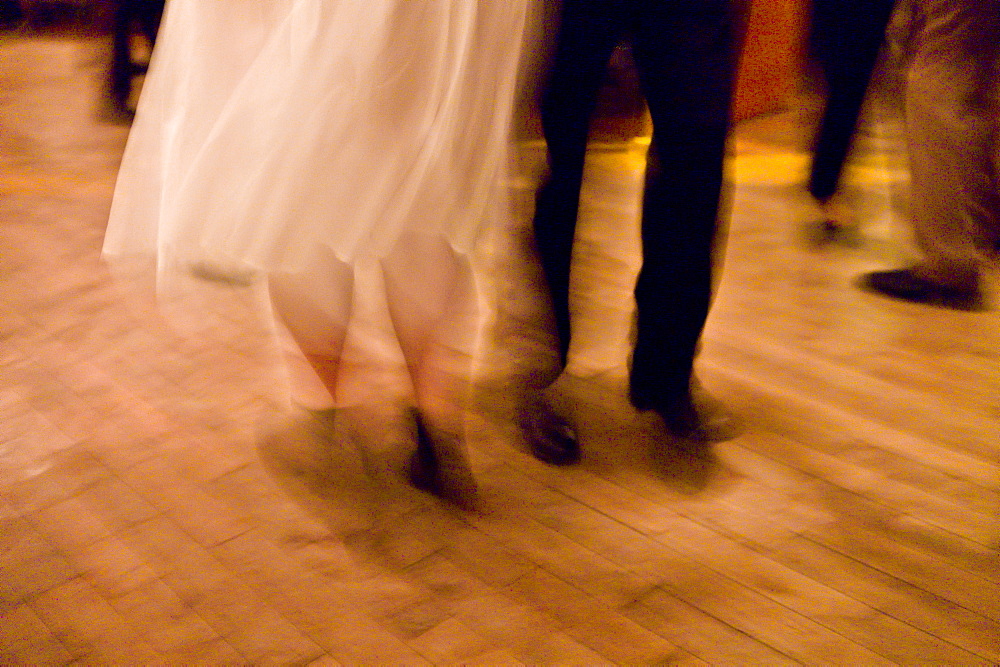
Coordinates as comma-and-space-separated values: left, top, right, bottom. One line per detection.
104, 0, 530, 274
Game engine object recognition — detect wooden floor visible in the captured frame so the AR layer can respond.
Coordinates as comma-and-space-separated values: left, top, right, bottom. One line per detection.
2, 30, 999, 666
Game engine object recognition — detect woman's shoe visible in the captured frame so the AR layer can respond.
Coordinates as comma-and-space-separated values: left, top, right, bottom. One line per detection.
407, 409, 479, 511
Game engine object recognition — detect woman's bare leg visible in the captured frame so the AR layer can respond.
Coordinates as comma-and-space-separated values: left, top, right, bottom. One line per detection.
380, 232, 480, 507
268, 247, 354, 403
262, 250, 373, 533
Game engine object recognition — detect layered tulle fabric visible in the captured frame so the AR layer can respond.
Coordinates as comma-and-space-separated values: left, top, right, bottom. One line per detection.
104, 0, 530, 273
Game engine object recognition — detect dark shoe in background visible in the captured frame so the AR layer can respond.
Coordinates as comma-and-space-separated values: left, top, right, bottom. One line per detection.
804, 218, 862, 248
859, 267, 985, 311
804, 195, 862, 248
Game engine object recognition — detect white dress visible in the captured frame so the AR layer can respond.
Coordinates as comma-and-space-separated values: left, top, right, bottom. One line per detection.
104, 0, 530, 273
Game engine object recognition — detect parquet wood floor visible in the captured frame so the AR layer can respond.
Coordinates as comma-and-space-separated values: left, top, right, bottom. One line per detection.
1, 31, 998, 665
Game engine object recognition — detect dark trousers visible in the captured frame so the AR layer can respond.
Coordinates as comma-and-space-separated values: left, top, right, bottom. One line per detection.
808, 0, 898, 201
533, 0, 737, 407
109, 0, 164, 110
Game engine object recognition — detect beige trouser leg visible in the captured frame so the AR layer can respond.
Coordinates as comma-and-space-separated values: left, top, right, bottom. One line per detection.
904, 0, 1000, 287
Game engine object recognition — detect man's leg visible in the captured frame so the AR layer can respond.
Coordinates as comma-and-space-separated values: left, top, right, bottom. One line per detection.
137, 0, 164, 46
808, 0, 898, 203
861, 0, 999, 309
906, 0, 999, 285
628, 0, 737, 432
525, 0, 627, 465
108, 1, 134, 114
533, 0, 628, 367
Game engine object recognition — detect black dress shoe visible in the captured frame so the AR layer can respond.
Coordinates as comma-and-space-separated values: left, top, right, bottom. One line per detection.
521, 398, 579, 466
658, 398, 737, 445
858, 268, 984, 311
632, 387, 738, 445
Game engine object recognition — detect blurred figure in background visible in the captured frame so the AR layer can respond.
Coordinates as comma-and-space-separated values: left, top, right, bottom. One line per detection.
108, 0, 164, 117
859, 0, 999, 310
0, 1, 22, 26
805, 0, 898, 243
103, 0, 532, 509
525, 0, 740, 465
